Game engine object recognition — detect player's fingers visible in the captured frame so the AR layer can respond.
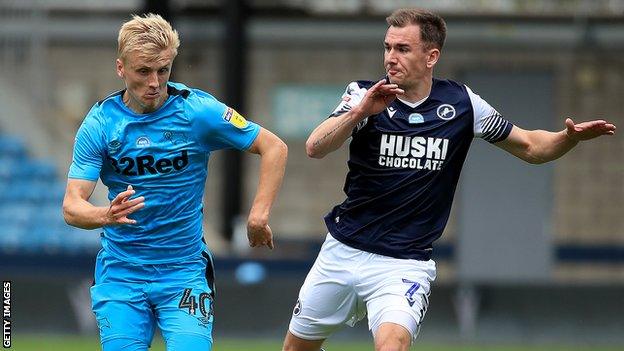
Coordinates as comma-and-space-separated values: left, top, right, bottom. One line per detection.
117, 217, 137, 225
114, 197, 145, 212
113, 189, 135, 204
113, 201, 145, 220
267, 239, 274, 250
125, 201, 145, 214
373, 79, 386, 89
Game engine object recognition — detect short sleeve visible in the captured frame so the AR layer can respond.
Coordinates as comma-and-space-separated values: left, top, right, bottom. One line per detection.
329, 81, 369, 133
189, 93, 260, 152
466, 85, 514, 143
68, 108, 105, 181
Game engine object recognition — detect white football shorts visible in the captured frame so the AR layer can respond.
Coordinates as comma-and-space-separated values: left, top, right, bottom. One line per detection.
288, 233, 436, 342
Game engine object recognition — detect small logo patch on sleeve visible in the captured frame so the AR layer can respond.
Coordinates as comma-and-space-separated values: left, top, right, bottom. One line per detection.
223, 107, 248, 128
232, 110, 248, 128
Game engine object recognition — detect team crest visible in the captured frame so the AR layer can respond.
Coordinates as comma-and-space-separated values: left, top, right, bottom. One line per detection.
163, 131, 188, 145
408, 113, 424, 124
436, 104, 456, 120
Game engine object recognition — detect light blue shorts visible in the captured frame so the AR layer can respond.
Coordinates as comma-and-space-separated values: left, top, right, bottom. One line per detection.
91, 248, 215, 351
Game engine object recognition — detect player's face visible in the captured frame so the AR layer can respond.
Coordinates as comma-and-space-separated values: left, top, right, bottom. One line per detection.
116, 48, 174, 114
384, 24, 439, 91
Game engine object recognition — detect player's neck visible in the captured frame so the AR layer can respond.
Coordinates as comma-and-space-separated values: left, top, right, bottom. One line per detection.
399, 77, 432, 104
123, 90, 169, 114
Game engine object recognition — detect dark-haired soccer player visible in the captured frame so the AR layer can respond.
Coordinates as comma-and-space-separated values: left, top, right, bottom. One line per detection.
63, 14, 287, 351
282, 8, 615, 351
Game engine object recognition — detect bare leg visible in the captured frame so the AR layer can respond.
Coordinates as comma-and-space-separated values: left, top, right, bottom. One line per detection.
374, 322, 411, 351
282, 331, 325, 351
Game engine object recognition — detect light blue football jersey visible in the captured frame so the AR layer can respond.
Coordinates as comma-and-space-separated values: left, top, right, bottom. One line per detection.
69, 82, 260, 264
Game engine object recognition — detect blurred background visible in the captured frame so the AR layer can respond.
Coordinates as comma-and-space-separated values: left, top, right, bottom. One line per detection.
1, 0, 623, 349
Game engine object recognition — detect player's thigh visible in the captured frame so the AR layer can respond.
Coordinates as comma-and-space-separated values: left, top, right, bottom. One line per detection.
91, 250, 156, 346
91, 282, 156, 347
154, 252, 215, 350
362, 258, 435, 340
283, 330, 325, 351
288, 236, 362, 340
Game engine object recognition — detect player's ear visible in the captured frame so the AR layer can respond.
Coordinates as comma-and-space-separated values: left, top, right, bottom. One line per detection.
116, 58, 124, 79
426, 48, 440, 69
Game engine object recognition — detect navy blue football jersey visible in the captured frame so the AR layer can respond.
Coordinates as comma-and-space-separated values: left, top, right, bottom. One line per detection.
324, 78, 513, 260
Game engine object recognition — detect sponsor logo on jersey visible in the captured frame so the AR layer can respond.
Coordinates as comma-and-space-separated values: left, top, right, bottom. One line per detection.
387, 106, 397, 118
108, 140, 122, 154
223, 107, 248, 129
136, 136, 150, 147
436, 104, 456, 120
378, 134, 449, 171
408, 113, 424, 124
108, 150, 189, 176
223, 107, 233, 122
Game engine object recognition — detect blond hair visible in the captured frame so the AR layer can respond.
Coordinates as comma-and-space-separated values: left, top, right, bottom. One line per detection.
117, 13, 180, 61
386, 8, 446, 50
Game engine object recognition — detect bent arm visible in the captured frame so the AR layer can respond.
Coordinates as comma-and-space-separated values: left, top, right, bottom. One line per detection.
496, 118, 616, 164
246, 127, 288, 240
305, 109, 367, 159
63, 179, 145, 229
63, 179, 107, 229
305, 79, 404, 159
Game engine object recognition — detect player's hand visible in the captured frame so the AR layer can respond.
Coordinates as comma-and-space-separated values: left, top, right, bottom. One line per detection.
565, 118, 616, 141
354, 78, 404, 117
105, 185, 145, 226
247, 216, 274, 249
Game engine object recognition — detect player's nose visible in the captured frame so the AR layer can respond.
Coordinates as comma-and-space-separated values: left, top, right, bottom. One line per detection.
147, 72, 159, 88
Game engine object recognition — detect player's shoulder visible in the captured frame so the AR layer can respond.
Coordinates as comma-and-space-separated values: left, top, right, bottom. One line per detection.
347, 79, 376, 90
170, 82, 223, 107
92, 89, 123, 114
85, 90, 123, 123
170, 82, 227, 125
341, 79, 377, 97
429, 78, 470, 104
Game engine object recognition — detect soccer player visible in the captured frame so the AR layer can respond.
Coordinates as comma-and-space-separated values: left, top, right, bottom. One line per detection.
282, 8, 615, 351
62, 14, 287, 351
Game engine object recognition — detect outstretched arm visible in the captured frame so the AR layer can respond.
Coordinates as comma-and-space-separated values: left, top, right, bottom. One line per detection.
245, 127, 288, 249
496, 118, 616, 164
305, 79, 404, 158
63, 180, 145, 229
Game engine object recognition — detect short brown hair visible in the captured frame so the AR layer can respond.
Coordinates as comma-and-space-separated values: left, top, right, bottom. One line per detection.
117, 13, 180, 61
386, 8, 446, 50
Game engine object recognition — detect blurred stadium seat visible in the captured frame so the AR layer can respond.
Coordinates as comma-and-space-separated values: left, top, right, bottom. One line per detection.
0, 133, 99, 254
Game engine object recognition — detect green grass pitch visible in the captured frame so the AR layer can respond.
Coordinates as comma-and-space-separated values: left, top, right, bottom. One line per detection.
10, 335, 624, 351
